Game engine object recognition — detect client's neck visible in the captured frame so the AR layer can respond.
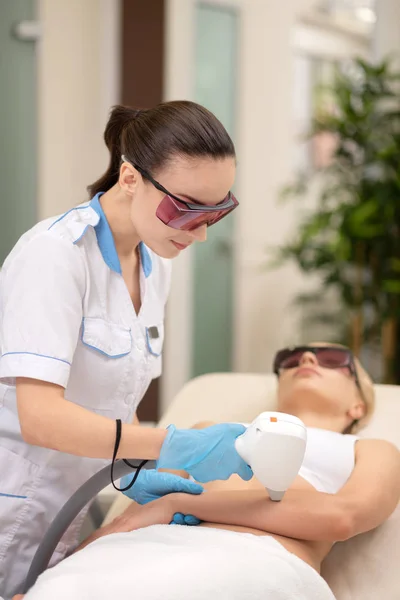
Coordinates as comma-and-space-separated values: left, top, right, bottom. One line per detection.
289, 411, 348, 433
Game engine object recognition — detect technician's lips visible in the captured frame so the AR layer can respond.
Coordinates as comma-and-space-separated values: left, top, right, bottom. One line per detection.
171, 241, 191, 250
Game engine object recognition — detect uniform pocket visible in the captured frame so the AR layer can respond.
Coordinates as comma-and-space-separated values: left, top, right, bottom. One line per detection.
81, 318, 132, 358
0, 446, 40, 563
70, 318, 132, 411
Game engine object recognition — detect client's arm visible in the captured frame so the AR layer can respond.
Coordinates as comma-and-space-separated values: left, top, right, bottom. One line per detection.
171, 488, 344, 541
74, 438, 400, 552
336, 438, 400, 535
170, 438, 400, 542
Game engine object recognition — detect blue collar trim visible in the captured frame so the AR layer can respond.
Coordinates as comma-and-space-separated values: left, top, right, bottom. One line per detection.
90, 193, 122, 275
139, 243, 152, 278
89, 193, 152, 278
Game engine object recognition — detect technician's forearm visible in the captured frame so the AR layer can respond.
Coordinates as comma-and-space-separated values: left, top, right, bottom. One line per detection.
173, 489, 350, 542
18, 384, 166, 460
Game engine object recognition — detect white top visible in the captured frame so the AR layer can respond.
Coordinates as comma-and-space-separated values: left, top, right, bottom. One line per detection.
0, 192, 171, 419
298, 427, 359, 494
239, 419, 358, 494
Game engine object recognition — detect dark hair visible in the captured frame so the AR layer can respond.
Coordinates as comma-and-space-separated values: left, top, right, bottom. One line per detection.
87, 101, 236, 197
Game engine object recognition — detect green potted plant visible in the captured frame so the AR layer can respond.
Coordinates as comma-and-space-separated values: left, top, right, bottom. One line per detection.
272, 57, 400, 383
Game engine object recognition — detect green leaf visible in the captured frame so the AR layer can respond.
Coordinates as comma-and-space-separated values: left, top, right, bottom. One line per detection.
348, 198, 378, 224
382, 280, 400, 294
390, 258, 400, 272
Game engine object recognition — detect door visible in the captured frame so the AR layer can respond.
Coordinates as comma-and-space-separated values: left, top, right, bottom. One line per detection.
121, 0, 165, 421
192, 2, 239, 377
0, 0, 37, 265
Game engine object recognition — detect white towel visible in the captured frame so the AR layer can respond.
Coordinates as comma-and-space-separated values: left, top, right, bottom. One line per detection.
25, 525, 336, 600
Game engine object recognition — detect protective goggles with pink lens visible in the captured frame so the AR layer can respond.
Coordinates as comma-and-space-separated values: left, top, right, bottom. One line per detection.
273, 345, 362, 390
122, 155, 239, 231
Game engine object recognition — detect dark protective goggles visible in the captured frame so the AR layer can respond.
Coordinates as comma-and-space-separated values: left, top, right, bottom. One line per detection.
122, 156, 239, 231
273, 345, 362, 390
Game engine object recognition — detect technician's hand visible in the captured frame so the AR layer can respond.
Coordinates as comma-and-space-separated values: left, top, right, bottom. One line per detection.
171, 512, 201, 526
121, 469, 204, 505
157, 423, 253, 483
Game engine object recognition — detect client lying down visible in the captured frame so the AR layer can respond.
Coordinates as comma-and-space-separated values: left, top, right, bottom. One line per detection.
18, 343, 400, 600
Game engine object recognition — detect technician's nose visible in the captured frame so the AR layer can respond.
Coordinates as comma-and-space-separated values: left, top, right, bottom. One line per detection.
299, 351, 318, 366
190, 224, 207, 243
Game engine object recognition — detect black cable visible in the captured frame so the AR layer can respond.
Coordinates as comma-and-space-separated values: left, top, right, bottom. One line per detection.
24, 458, 157, 594
110, 419, 149, 491
120, 459, 148, 490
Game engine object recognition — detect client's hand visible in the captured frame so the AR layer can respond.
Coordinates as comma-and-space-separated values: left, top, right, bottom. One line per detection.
105, 495, 175, 536
74, 498, 177, 555
102, 494, 202, 536
78, 495, 202, 554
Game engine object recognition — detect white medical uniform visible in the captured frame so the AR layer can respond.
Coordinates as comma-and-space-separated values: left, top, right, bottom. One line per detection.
0, 193, 171, 599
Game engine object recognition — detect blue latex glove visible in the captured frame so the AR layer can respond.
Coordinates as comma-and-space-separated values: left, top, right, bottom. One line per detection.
157, 423, 253, 483
170, 513, 201, 526
121, 469, 204, 505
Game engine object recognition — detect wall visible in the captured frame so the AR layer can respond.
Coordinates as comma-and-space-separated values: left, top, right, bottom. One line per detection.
233, 0, 298, 374
37, 0, 120, 219
161, 0, 196, 411
373, 0, 400, 66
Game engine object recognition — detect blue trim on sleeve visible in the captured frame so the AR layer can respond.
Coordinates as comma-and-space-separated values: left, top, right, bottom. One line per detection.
90, 193, 122, 275
1, 352, 71, 365
139, 243, 153, 278
0, 492, 28, 499
48, 204, 91, 230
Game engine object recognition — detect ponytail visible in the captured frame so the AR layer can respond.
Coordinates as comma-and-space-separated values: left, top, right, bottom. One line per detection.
87, 100, 235, 199
87, 106, 141, 197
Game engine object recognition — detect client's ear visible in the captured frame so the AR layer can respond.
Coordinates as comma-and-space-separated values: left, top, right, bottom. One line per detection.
348, 399, 365, 422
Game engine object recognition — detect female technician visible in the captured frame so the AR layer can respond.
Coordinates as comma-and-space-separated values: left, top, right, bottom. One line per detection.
0, 101, 251, 599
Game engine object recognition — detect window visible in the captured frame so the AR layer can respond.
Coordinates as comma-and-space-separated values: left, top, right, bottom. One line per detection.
316, 0, 376, 26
